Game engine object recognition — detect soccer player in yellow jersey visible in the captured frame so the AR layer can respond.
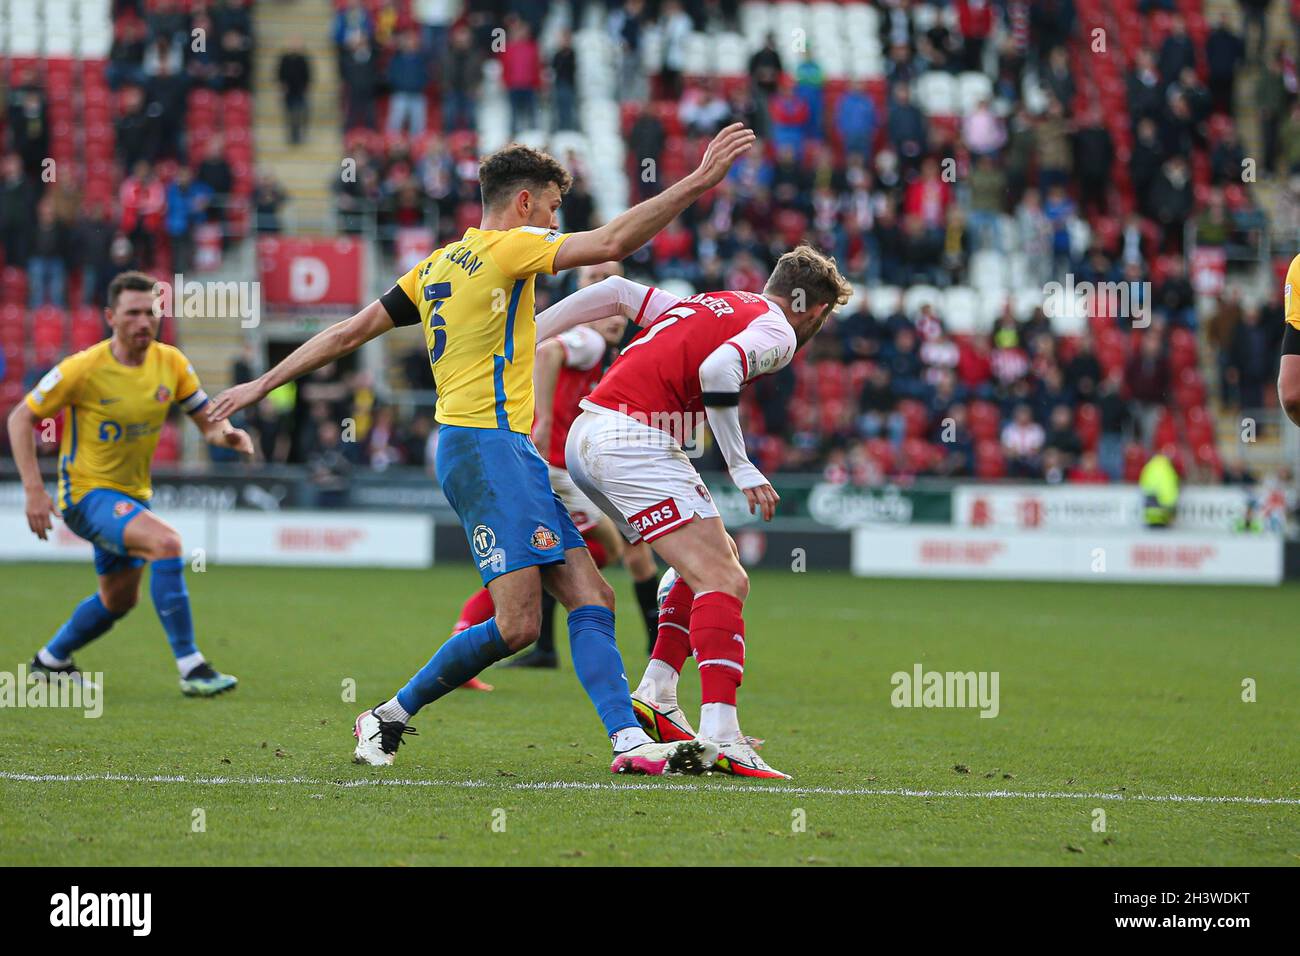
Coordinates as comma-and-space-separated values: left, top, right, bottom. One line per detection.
209, 124, 756, 774
1279, 253, 1300, 425
6, 272, 254, 696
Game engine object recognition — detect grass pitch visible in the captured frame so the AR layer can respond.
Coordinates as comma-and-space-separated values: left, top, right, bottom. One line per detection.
2, 561, 1297, 866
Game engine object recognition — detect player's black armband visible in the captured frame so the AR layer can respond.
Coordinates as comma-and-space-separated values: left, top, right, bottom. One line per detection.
380, 284, 421, 328
1284, 325, 1300, 356
701, 391, 741, 407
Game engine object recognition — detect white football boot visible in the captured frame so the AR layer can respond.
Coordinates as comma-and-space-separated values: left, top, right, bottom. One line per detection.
710, 736, 791, 779
631, 694, 697, 743
610, 739, 720, 776
352, 707, 417, 766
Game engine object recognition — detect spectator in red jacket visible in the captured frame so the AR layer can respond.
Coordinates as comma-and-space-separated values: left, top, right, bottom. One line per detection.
769, 77, 811, 155
119, 160, 166, 266
1124, 332, 1171, 444
956, 0, 995, 71
651, 217, 694, 279
957, 334, 994, 393
501, 17, 542, 134
904, 157, 952, 233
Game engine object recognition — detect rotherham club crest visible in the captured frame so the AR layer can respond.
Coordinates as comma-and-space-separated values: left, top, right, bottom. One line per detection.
113, 501, 135, 518
531, 526, 560, 550
155, 385, 172, 403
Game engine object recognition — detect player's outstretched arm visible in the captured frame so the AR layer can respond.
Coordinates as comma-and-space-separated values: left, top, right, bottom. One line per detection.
6, 402, 56, 539
207, 300, 395, 422
535, 275, 680, 341
190, 407, 256, 457
530, 338, 565, 454
551, 122, 756, 272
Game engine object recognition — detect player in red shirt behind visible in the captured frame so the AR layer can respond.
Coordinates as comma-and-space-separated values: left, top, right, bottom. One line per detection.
536, 246, 852, 778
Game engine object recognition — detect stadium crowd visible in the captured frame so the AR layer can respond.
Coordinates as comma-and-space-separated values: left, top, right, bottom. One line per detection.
2, 0, 1296, 488
309, 0, 1290, 485
0, 0, 265, 315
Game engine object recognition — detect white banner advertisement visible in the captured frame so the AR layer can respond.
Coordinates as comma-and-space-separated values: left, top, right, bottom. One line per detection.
212, 512, 432, 567
952, 484, 1260, 532
852, 527, 1284, 585
0, 508, 433, 569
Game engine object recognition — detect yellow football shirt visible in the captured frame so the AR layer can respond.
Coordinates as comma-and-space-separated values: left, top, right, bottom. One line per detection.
381, 226, 570, 433
25, 340, 205, 509
1285, 253, 1300, 331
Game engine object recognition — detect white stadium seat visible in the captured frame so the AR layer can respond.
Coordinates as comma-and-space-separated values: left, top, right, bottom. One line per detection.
942, 286, 981, 334
659, 278, 697, 300
910, 3, 938, 33
1011, 287, 1044, 321
978, 289, 1010, 326
903, 284, 944, 318
957, 71, 994, 115
868, 285, 904, 318
714, 33, 749, 75
970, 250, 1008, 291
916, 72, 958, 116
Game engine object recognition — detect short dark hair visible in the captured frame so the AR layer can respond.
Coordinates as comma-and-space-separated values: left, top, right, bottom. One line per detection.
478, 143, 572, 210
107, 271, 158, 309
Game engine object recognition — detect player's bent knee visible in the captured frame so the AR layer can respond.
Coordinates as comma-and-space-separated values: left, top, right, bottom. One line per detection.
587, 576, 616, 611
99, 586, 139, 616
696, 562, 747, 601
495, 606, 541, 651
725, 566, 750, 602
141, 525, 184, 560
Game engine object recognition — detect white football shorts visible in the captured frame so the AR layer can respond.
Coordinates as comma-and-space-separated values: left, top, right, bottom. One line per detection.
565, 406, 719, 544
547, 462, 601, 533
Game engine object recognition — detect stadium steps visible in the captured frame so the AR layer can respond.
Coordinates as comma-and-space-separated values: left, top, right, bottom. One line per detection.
1214, 412, 1287, 473
250, 0, 342, 231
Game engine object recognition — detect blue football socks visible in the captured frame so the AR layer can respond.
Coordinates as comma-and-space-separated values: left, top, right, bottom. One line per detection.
44, 594, 122, 662
567, 605, 638, 736
150, 557, 198, 660
396, 617, 510, 716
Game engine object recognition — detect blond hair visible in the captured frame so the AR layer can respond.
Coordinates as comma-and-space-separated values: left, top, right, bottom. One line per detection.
764, 245, 853, 314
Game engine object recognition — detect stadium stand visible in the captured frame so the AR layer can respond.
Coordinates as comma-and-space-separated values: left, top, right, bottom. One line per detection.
1, 0, 1295, 489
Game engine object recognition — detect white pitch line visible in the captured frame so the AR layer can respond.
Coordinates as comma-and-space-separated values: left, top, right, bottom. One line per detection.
1, 771, 1297, 806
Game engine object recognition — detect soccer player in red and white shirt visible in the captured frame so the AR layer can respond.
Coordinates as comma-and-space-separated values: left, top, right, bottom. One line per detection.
535, 246, 852, 778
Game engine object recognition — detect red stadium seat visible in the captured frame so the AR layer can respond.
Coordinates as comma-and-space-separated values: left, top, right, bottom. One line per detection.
1173, 368, 1207, 409
974, 440, 1005, 479
897, 399, 930, 440
2, 267, 28, 305
967, 401, 1001, 442
1075, 403, 1100, 451
31, 308, 67, 354
900, 437, 939, 474
0, 381, 26, 411
1123, 442, 1147, 481
815, 360, 847, 401
1152, 410, 1179, 448
863, 438, 895, 473
72, 309, 107, 350
1182, 405, 1215, 446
